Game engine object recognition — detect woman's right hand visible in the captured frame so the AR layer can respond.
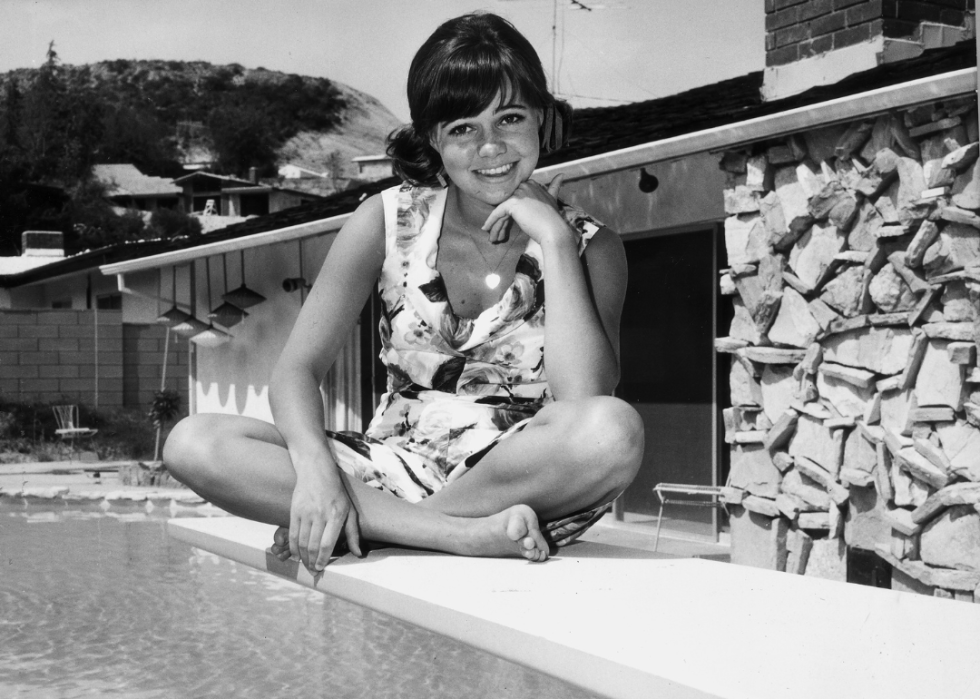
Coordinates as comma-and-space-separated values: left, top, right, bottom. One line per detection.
287, 466, 363, 572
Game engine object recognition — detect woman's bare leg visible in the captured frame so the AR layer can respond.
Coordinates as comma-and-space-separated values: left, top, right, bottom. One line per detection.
419, 396, 644, 521
163, 415, 549, 561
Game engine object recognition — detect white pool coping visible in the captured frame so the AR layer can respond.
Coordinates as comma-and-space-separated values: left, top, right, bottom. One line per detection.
169, 516, 980, 699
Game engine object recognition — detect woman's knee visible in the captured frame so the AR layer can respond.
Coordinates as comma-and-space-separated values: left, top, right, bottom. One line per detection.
163, 414, 226, 485
562, 396, 644, 491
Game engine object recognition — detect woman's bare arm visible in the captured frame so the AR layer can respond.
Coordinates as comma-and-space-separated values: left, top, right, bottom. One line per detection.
269, 193, 386, 571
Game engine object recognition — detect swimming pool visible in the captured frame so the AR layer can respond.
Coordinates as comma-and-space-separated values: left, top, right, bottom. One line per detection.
0, 500, 597, 698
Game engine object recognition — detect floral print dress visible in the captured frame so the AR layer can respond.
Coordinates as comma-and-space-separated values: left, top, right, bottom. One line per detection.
322, 183, 610, 543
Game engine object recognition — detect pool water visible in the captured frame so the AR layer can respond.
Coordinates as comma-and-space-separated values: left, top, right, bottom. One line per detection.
0, 501, 597, 699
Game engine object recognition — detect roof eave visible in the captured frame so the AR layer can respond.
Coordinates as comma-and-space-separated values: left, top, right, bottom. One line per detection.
100, 66, 976, 277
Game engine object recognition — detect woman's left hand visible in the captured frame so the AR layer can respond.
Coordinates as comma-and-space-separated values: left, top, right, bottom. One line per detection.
482, 174, 573, 247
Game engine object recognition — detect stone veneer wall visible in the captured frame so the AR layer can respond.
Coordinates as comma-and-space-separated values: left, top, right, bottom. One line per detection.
717, 94, 980, 602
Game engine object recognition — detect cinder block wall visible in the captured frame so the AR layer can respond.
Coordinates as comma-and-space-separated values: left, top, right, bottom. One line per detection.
0, 310, 124, 406
717, 94, 980, 601
122, 324, 189, 411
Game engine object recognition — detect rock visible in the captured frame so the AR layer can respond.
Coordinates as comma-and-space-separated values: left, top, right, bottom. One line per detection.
905, 220, 941, 268
891, 567, 937, 596
728, 505, 788, 571
922, 321, 976, 341
908, 286, 944, 326
719, 273, 737, 295
808, 180, 858, 231
869, 264, 917, 313
845, 484, 892, 551
729, 297, 764, 345
920, 506, 980, 571
889, 114, 921, 159
840, 466, 874, 487
781, 467, 833, 511
915, 340, 965, 409
802, 343, 823, 374
725, 214, 770, 265
745, 156, 768, 190
900, 329, 929, 391
895, 447, 949, 490
952, 158, 980, 210
910, 406, 956, 423
936, 420, 980, 481
730, 445, 783, 499
794, 455, 850, 505
725, 185, 762, 214
741, 347, 806, 364
808, 297, 840, 331
785, 528, 813, 574
773, 165, 815, 239
789, 415, 844, 476
765, 409, 799, 452
923, 223, 980, 278
848, 201, 883, 252
816, 371, 875, 419
844, 428, 877, 473
940, 205, 980, 229
875, 443, 895, 502
911, 482, 980, 525
875, 180, 901, 224
884, 506, 920, 536
914, 437, 952, 473
773, 451, 795, 472
798, 511, 832, 530
820, 265, 868, 317
734, 431, 768, 444
886, 251, 931, 294
835, 120, 873, 159
942, 141, 979, 171
890, 529, 918, 560
720, 486, 745, 504
743, 494, 782, 517
817, 361, 875, 389
948, 341, 977, 364
759, 190, 794, 249
760, 364, 796, 424
789, 222, 846, 289
768, 287, 822, 348
730, 357, 764, 407
880, 388, 916, 436
940, 281, 977, 322
804, 537, 847, 581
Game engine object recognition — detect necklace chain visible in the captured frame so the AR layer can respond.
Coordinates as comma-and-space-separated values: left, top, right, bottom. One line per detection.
467, 230, 520, 289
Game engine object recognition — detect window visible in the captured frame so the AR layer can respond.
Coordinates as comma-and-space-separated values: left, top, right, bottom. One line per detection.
51, 299, 72, 309
96, 294, 122, 310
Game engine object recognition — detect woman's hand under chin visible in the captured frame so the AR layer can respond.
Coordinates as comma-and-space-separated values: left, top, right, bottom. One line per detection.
481, 174, 575, 249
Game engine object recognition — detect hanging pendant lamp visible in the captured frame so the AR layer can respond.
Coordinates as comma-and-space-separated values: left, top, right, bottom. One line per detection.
172, 263, 210, 337
208, 254, 248, 328
221, 248, 266, 309
191, 257, 230, 347
156, 266, 190, 327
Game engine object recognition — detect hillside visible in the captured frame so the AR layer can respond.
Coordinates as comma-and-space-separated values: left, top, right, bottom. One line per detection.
0, 58, 403, 181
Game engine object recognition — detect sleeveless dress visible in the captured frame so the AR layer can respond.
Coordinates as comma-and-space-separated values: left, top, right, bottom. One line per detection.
322, 183, 610, 544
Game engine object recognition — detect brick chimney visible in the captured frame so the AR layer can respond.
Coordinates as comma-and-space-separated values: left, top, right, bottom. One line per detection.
763, 0, 976, 101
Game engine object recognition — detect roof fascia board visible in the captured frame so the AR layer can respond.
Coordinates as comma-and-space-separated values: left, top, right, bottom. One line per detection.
100, 68, 975, 277
535, 68, 975, 182
100, 213, 348, 275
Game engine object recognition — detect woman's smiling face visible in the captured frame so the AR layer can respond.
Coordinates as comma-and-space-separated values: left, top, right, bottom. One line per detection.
430, 93, 541, 208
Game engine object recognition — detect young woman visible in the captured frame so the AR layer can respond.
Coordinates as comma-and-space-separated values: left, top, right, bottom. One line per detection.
164, 12, 643, 571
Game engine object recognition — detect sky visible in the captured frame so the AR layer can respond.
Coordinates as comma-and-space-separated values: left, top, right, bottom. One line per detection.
1, 0, 764, 122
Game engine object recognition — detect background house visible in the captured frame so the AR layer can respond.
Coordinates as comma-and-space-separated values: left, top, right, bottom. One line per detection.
92, 164, 182, 213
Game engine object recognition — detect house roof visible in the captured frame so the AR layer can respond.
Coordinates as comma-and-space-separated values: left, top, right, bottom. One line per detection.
92, 164, 182, 197
172, 171, 258, 187
2, 40, 975, 288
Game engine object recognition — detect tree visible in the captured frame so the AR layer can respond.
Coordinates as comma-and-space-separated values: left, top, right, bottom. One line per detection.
207, 102, 278, 177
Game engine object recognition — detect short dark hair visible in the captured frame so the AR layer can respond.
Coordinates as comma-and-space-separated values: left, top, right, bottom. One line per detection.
386, 12, 571, 185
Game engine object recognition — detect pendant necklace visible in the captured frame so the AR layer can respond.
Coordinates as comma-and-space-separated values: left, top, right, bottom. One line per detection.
468, 230, 520, 289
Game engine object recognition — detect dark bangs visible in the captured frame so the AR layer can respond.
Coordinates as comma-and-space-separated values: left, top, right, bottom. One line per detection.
417, 47, 548, 131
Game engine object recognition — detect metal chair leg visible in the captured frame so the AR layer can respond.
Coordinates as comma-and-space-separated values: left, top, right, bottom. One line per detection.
654, 500, 665, 552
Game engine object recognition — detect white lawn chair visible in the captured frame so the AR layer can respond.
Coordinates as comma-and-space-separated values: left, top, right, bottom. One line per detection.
52, 405, 98, 459
652, 483, 724, 552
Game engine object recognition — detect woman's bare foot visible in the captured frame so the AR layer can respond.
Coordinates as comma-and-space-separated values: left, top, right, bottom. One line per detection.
462, 504, 550, 562
271, 505, 550, 563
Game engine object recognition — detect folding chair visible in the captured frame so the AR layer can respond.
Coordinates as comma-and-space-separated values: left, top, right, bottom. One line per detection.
52, 405, 98, 460
652, 483, 724, 552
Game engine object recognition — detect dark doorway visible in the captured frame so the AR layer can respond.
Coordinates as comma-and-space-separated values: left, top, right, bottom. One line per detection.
616, 228, 722, 539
